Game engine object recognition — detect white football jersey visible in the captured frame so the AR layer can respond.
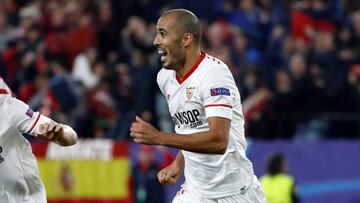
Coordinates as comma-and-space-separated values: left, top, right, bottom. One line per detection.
0, 79, 50, 203
157, 53, 255, 198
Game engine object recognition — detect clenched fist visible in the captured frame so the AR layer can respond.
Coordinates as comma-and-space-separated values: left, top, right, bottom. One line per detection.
36, 122, 63, 141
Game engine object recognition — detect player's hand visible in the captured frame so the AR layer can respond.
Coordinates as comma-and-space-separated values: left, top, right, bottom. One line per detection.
130, 116, 162, 145
157, 162, 181, 186
36, 122, 63, 141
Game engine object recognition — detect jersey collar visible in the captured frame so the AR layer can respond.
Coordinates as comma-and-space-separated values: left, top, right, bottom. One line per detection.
176, 52, 206, 85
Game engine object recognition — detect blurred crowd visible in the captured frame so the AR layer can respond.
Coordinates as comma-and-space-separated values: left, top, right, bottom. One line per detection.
0, 0, 359, 140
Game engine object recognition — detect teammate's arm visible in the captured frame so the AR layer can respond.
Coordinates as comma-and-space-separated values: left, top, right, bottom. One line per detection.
6, 96, 78, 146
131, 116, 230, 154
36, 122, 77, 146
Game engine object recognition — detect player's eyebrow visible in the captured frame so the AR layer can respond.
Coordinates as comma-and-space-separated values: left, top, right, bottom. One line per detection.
158, 28, 168, 34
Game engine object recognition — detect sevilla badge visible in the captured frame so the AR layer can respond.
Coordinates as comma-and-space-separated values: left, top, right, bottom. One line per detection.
186, 87, 196, 100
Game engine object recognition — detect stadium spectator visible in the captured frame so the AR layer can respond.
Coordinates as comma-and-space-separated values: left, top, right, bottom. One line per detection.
132, 145, 174, 203
260, 153, 300, 203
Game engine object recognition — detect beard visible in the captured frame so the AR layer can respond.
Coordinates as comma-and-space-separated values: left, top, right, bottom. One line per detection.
162, 45, 185, 71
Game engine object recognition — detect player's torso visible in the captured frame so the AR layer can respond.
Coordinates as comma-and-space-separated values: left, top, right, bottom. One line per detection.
0, 110, 27, 199
163, 68, 209, 134
157, 55, 256, 197
0, 102, 19, 173
0, 109, 12, 169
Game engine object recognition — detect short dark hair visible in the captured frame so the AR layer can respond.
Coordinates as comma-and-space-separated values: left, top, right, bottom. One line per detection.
266, 153, 285, 176
162, 9, 202, 44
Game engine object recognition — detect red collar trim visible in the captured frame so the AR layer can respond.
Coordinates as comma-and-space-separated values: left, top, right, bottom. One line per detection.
0, 89, 9, 94
176, 52, 206, 84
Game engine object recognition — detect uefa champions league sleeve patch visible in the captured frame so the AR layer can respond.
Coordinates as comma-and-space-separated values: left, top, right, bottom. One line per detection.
210, 87, 230, 96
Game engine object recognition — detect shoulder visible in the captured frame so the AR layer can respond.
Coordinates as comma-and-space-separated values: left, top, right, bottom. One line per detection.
0, 95, 28, 127
199, 54, 233, 83
3, 95, 28, 116
282, 174, 295, 182
157, 67, 172, 78
157, 68, 173, 87
274, 174, 295, 184
202, 54, 231, 76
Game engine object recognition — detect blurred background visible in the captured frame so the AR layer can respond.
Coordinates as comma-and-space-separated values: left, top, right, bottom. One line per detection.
0, 0, 359, 202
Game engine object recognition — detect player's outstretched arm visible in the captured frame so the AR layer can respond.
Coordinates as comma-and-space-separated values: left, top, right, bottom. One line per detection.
36, 122, 77, 146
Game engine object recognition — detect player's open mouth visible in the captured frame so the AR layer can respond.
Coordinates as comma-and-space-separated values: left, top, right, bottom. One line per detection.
158, 48, 168, 62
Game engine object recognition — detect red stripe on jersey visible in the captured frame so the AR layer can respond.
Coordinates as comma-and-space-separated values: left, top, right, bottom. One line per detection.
176, 52, 206, 84
205, 104, 232, 108
27, 113, 41, 134
0, 89, 8, 94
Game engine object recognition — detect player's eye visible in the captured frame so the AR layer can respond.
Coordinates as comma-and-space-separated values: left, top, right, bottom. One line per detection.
159, 31, 166, 38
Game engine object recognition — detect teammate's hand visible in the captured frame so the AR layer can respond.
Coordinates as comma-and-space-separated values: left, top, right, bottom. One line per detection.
130, 116, 162, 145
157, 162, 181, 186
36, 122, 63, 141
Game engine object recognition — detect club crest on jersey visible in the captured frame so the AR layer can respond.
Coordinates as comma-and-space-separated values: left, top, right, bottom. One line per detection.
210, 87, 230, 96
26, 108, 34, 117
186, 86, 196, 100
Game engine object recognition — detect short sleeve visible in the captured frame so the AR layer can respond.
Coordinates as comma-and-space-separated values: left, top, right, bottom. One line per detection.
200, 65, 235, 120
5, 97, 52, 135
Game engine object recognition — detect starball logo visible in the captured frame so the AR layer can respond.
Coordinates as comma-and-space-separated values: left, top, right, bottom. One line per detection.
0, 146, 4, 164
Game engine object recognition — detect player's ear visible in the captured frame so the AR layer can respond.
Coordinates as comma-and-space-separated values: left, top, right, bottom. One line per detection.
182, 33, 193, 47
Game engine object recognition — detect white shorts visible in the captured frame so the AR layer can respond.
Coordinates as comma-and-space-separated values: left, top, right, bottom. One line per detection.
172, 176, 266, 203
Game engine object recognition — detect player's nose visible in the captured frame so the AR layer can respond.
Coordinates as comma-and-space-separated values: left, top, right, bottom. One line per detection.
153, 34, 161, 46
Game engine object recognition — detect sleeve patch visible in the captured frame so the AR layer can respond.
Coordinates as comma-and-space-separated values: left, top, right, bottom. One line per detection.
26, 108, 34, 117
210, 88, 230, 96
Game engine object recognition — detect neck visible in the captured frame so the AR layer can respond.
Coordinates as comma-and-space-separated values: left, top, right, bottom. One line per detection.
176, 48, 202, 79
